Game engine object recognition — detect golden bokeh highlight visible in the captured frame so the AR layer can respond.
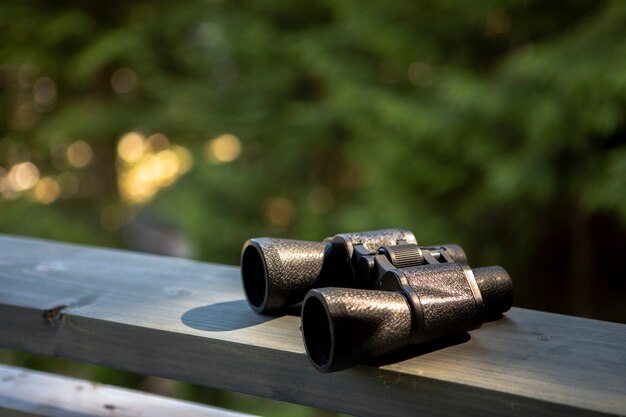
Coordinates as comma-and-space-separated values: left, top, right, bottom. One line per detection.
263, 197, 296, 228
205, 134, 242, 163
173, 146, 193, 173
33, 177, 60, 204
118, 132, 146, 163
7, 162, 39, 191
147, 133, 170, 151
116, 132, 193, 205
1, 131, 192, 207
66, 140, 93, 168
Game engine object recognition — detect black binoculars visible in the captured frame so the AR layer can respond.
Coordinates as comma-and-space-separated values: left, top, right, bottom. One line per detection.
241, 229, 513, 372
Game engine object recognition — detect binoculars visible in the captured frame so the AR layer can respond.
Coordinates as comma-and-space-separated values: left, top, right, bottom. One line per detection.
241, 229, 513, 372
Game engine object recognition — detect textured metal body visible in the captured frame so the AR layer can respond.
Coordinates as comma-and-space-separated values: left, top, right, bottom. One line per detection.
241, 238, 328, 312
399, 263, 482, 343
474, 266, 514, 319
435, 243, 467, 264
302, 288, 412, 372
329, 229, 417, 257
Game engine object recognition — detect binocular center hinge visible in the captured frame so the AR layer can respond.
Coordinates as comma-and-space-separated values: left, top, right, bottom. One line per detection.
354, 243, 454, 287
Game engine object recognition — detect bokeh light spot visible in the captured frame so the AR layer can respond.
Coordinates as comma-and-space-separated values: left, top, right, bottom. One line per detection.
264, 197, 296, 228
8, 162, 39, 191
66, 140, 93, 168
205, 134, 242, 163
33, 77, 57, 107
147, 133, 170, 152
118, 132, 146, 163
33, 177, 60, 204
172, 145, 193, 173
111, 68, 138, 95
157, 150, 181, 180
116, 132, 193, 205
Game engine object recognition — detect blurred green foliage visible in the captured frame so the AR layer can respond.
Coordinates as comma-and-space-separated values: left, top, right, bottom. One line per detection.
1, 0, 626, 414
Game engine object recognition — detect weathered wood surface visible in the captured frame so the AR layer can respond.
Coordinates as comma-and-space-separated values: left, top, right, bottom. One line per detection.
0, 235, 624, 417
0, 364, 253, 417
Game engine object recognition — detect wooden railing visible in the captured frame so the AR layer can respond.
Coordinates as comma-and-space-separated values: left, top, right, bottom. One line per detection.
0, 235, 624, 416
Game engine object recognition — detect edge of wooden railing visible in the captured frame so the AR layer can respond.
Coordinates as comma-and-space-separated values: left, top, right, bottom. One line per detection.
0, 235, 624, 417
0, 364, 255, 417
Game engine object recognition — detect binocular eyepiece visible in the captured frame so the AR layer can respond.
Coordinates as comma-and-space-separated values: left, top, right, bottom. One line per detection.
240, 228, 513, 372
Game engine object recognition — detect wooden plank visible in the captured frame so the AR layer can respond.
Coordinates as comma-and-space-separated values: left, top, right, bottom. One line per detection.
0, 234, 624, 417
0, 364, 254, 417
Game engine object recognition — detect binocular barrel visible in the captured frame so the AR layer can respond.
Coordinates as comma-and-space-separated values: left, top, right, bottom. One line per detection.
241, 238, 329, 313
241, 229, 468, 313
302, 289, 412, 373
301, 265, 513, 372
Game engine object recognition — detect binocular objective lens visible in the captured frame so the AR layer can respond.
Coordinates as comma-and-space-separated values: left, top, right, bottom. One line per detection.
241, 245, 267, 309
302, 296, 333, 368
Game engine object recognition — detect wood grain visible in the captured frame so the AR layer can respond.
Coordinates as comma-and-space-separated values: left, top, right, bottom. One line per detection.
0, 235, 624, 416
0, 364, 253, 417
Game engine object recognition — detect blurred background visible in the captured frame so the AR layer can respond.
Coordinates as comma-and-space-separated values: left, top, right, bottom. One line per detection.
1, 0, 625, 415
